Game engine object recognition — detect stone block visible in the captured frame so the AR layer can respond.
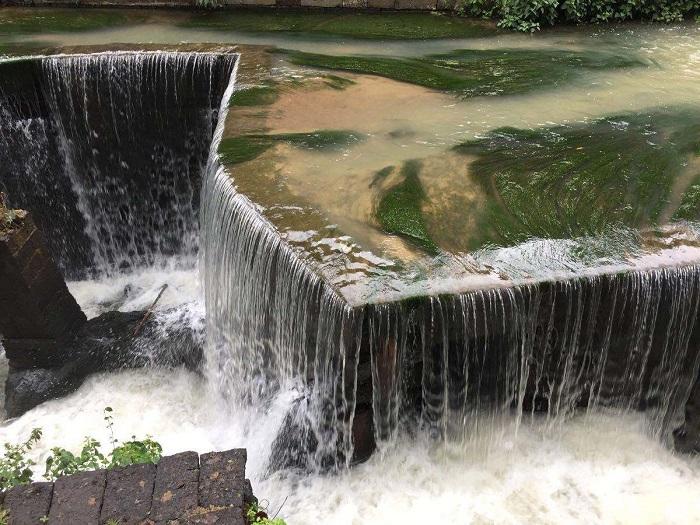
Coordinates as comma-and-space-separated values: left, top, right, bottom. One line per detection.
300, 0, 343, 6
100, 462, 156, 525
436, 0, 457, 9
276, 0, 301, 5
395, 0, 436, 8
49, 470, 106, 525
150, 452, 200, 523
4, 482, 53, 525
222, 0, 276, 5
198, 449, 247, 508
342, 0, 367, 6
367, 0, 395, 7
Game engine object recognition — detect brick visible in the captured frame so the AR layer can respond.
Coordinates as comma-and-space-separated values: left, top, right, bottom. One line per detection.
49, 470, 106, 525
4, 482, 53, 525
100, 462, 156, 525
198, 449, 246, 508
150, 452, 200, 523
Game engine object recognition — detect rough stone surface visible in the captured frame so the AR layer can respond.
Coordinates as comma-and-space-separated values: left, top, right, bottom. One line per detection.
3, 482, 53, 525
675, 373, 700, 454
100, 462, 156, 524
198, 449, 247, 508
0, 213, 86, 368
48, 470, 106, 525
180, 506, 246, 524
150, 451, 201, 523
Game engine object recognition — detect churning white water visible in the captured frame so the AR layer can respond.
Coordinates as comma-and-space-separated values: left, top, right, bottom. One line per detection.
2, 359, 700, 524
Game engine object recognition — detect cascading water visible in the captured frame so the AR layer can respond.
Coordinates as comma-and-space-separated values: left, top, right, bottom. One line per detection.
0, 51, 236, 278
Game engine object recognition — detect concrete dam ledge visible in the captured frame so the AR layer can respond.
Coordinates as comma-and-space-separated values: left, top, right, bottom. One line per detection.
0, 448, 256, 525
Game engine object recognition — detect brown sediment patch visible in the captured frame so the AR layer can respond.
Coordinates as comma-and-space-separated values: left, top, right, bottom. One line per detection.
263, 72, 457, 136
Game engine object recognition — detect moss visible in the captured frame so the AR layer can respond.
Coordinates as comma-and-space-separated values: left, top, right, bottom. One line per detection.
674, 181, 700, 221
284, 48, 645, 97
229, 84, 278, 107
322, 74, 356, 91
0, 9, 139, 36
263, 130, 363, 150
369, 166, 394, 188
180, 10, 497, 40
218, 130, 363, 165
452, 111, 700, 248
376, 160, 439, 255
218, 136, 272, 165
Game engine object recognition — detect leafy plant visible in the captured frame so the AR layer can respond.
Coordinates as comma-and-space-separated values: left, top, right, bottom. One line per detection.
246, 501, 288, 525
0, 508, 8, 525
44, 407, 162, 480
0, 428, 42, 490
456, 0, 700, 31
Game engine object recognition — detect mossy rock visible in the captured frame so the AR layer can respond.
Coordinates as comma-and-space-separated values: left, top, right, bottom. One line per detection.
0, 9, 140, 36
180, 10, 498, 40
284, 48, 645, 97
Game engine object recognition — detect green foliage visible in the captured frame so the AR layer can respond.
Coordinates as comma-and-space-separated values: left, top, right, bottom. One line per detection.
109, 438, 162, 469
180, 10, 497, 40
452, 110, 700, 248
44, 407, 162, 480
0, 429, 42, 490
247, 501, 288, 525
456, 0, 700, 31
219, 130, 363, 165
376, 160, 439, 255
284, 48, 644, 97
0, 508, 8, 525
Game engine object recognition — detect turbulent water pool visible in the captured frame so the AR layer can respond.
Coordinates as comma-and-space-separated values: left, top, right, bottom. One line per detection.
2, 8, 700, 524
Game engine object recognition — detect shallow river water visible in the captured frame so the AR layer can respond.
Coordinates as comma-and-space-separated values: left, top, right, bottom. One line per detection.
2, 10, 700, 525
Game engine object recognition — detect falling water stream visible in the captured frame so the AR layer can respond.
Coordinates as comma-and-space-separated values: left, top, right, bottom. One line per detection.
2, 14, 700, 525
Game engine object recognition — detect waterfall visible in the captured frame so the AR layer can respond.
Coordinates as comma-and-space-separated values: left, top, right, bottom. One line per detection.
0, 52, 236, 278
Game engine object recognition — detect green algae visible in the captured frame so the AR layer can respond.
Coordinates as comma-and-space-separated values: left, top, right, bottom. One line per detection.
322, 74, 356, 90
284, 48, 645, 97
0, 9, 140, 36
219, 130, 363, 165
376, 160, 439, 255
229, 84, 279, 107
219, 136, 273, 165
180, 10, 497, 40
452, 111, 700, 248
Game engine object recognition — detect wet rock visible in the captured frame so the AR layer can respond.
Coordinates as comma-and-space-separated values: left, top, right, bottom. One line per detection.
4, 309, 204, 417
674, 373, 700, 454
3, 482, 53, 525
150, 451, 201, 523
100, 462, 156, 525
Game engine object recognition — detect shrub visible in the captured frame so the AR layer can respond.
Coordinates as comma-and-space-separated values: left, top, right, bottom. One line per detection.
0, 429, 42, 490
456, 0, 700, 30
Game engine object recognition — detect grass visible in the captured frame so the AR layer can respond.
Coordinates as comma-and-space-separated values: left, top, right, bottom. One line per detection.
284, 48, 645, 97
218, 130, 363, 165
179, 10, 497, 40
452, 110, 700, 248
376, 160, 439, 254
